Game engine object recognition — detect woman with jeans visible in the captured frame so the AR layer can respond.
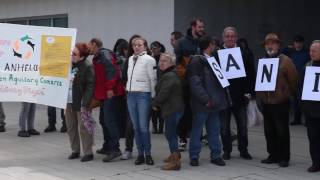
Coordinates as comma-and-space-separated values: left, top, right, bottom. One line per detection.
152, 53, 184, 170
126, 37, 156, 165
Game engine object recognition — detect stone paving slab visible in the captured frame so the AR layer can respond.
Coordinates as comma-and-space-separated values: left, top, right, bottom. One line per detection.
0, 102, 319, 180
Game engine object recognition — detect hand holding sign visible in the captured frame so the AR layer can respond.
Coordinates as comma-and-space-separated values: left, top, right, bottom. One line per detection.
218, 47, 246, 79
255, 58, 279, 91
302, 66, 320, 101
207, 57, 229, 88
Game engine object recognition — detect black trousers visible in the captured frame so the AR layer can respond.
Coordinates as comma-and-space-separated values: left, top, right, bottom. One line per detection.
262, 102, 290, 162
177, 95, 192, 140
47, 106, 65, 126
99, 96, 122, 152
292, 92, 302, 123
220, 105, 248, 154
151, 109, 164, 132
306, 116, 320, 166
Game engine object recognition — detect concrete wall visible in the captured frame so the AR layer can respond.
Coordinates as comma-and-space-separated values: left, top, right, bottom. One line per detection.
174, 0, 320, 57
0, 0, 174, 51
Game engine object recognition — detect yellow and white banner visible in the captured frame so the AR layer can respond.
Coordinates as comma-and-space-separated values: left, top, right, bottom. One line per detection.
0, 23, 76, 108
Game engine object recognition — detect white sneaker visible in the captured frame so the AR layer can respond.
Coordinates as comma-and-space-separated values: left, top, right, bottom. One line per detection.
120, 151, 132, 160
178, 139, 187, 152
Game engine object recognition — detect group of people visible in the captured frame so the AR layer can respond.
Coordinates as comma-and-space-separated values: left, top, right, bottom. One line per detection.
0, 17, 319, 173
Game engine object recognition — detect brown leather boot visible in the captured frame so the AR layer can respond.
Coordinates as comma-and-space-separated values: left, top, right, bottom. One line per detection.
163, 152, 181, 163
161, 152, 181, 171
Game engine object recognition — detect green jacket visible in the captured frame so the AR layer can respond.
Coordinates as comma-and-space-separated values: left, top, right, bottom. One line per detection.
152, 66, 184, 118
72, 59, 95, 111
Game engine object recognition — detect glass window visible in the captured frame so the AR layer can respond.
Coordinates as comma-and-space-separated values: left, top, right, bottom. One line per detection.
29, 18, 51, 27
53, 17, 68, 28
0, 15, 68, 27
7, 20, 27, 25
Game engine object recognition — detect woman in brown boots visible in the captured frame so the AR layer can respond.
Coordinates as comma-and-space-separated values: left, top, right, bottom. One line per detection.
152, 53, 184, 170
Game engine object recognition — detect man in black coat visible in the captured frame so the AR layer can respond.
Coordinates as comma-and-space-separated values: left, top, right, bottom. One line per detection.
213, 27, 256, 160
301, 40, 320, 173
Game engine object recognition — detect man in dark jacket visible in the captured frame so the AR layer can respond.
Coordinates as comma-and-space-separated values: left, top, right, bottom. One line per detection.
88, 38, 125, 162
174, 18, 205, 151
301, 40, 320, 172
188, 36, 229, 167
213, 27, 255, 161
282, 35, 310, 125
257, 33, 298, 168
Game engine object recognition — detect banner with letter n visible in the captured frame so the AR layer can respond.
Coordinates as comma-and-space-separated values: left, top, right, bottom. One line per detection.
302, 66, 320, 101
255, 58, 279, 91
0, 23, 77, 108
206, 57, 230, 88
217, 47, 246, 79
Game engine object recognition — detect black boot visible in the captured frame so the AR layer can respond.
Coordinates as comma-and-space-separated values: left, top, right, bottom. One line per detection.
18, 130, 30, 137
158, 118, 164, 134
146, 155, 154, 165
135, 155, 145, 165
28, 129, 40, 135
44, 125, 56, 133
60, 119, 67, 133
0, 125, 5, 132
152, 124, 158, 134
68, 152, 80, 160
81, 154, 94, 162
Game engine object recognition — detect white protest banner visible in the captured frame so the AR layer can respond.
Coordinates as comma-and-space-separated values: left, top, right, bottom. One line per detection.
302, 66, 320, 101
207, 57, 230, 88
217, 47, 246, 79
255, 58, 279, 91
0, 23, 77, 108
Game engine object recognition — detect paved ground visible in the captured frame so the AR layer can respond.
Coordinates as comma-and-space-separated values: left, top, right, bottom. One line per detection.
0, 102, 318, 180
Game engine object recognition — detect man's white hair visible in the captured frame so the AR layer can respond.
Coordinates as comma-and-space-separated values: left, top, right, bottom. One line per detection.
222, 26, 238, 37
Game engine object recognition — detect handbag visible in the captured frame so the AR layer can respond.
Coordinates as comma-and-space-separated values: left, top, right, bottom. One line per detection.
247, 100, 264, 127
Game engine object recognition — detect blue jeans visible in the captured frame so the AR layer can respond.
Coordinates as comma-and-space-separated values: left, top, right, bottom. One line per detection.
100, 97, 120, 152
127, 92, 152, 156
164, 111, 183, 153
189, 111, 222, 160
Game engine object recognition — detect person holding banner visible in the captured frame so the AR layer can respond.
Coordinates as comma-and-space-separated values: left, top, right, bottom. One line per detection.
18, 103, 40, 137
300, 40, 320, 172
44, 107, 66, 133
188, 36, 229, 167
88, 38, 125, 162
0, 102, 5, 132
257, 33, 298, 167
65, 43, 95, 162
214, 27, 255, 160
126, 37, 157, 165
